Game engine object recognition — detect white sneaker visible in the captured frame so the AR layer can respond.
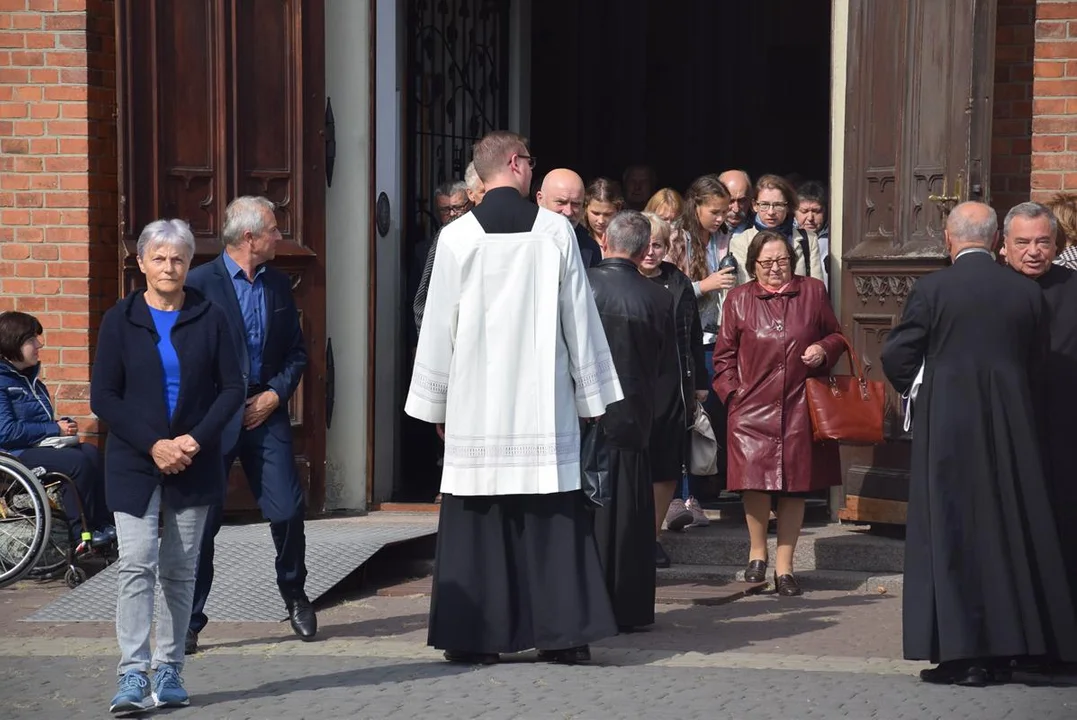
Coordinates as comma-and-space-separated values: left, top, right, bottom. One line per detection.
664, 498, 693, 532
685, 496, 710, 527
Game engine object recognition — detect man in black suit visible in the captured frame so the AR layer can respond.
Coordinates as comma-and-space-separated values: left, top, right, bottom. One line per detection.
881, 201, 1077, 686
185, 196, 315, 651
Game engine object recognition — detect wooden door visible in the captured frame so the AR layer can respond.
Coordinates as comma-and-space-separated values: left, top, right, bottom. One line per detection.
114, 0, 327, 515
838, 0, 997, 524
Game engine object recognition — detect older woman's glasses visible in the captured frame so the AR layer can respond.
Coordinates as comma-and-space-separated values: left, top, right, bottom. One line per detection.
756, 202, 789, 211
756, 257, 791, 270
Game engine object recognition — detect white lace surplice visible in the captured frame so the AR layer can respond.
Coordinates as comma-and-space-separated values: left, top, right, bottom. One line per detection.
405, 209, 623, 496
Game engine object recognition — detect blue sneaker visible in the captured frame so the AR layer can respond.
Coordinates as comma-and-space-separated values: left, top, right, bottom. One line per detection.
109, 671, 152, 715
152, 664, 189, 708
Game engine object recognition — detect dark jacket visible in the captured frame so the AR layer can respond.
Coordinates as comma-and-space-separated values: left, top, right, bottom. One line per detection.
647, 262, 708, 425
575, 224, 603, 268
713, 276, 844, 492
186, 253, 307, 452
90, 289, 245, 517
588, 258, 679, 448
0, 360, 60, 454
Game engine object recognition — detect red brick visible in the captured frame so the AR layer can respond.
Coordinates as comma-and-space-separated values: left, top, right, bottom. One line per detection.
15, 260, 47, 277
0, 243, 30, 259
1035, 60, 1067, 77
1, 137, 29, 153
1032, 152, 1077, 170
1032, 172, 1064, 190
15, 226, 43, 242
33, 278, 61, 295
9, 14, 42, 31
0, 208, 30, 224
14, 297, 46, 313
1033, 78, 1077, 95
30, 244, 58, 260
29, 101, 59, 118
1038, 21, 1068, 39
1036, 40, 1077, 59
15, 191, 43, 207
2, 278, 33, 294
23, 32, 56, 49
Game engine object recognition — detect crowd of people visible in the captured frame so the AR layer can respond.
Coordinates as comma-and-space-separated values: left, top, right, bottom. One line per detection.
408, 130, 1077, 686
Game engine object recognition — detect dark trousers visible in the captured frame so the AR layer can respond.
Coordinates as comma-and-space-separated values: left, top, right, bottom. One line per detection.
18, 443, 111, 536
189, 409, 308, 633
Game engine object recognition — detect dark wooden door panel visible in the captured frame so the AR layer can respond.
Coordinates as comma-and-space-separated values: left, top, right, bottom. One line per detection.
114, 0, 326, 515
839, 0, 997, 524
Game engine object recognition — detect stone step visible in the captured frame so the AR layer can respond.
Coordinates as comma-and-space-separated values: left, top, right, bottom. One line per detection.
657, 563, 904, 595
659, 520, 905, 574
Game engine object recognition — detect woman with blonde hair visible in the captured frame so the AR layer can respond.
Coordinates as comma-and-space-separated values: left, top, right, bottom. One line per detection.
639, 212, 708, 566
644, 189, 687, 274
1045, 192, 1077, 270
582, 177, 624, 256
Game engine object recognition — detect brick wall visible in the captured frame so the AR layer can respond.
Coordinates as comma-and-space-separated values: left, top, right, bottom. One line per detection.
1031, 0, 1077, 201
992, 0, 1036, 215
0, 0, 117, 439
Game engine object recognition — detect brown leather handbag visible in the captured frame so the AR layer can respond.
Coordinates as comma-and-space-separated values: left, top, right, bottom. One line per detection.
805, 336, 885, 444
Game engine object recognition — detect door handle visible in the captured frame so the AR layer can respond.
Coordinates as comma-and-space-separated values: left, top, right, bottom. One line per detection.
928, 175, 963, 206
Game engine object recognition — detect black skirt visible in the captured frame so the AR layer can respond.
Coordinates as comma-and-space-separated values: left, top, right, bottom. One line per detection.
428, 491, 618, 654
593, 447, 657, 628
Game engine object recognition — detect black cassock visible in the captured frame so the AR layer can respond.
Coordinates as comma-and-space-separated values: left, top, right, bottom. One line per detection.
426, 187, 618, 655
588, 258, 679, 628
881, 250, 1077, 664
1037, 263, 1077, 608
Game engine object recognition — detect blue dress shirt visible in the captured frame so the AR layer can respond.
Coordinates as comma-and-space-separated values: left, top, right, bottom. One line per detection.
222, 252, 267, 384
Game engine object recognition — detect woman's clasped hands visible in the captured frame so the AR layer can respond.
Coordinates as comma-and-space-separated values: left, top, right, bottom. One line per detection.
150, 434, 201, 475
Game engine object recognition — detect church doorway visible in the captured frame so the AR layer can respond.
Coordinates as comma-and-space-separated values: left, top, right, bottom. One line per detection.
389, 0, 834, 504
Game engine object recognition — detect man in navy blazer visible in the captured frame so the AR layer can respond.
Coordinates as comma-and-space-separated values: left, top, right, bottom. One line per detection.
185, 196, 316, 650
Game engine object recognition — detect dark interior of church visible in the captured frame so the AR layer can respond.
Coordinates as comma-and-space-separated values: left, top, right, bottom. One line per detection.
529, 0, 833, 192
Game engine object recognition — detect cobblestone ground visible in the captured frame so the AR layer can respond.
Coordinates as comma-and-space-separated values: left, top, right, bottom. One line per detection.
1, 583, 1075, 719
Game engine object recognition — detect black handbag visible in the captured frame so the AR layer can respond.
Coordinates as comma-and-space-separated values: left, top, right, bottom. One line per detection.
580, 420, 611, 507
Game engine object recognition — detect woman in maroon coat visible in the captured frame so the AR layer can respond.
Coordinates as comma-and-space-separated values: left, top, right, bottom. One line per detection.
713, 230, 844, 596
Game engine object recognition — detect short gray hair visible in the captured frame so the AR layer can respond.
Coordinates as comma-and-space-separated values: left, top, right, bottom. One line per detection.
1003, 201, 1058, 239
222, 196, 276, 247
434, 180, 467, 199
136, 219, 196, 261
946, 202, 998, 245
605, 210, 652, 258
464, 162, 482, 194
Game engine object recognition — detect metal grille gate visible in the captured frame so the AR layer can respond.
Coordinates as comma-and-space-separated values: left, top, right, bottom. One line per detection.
405, 0, 511, 241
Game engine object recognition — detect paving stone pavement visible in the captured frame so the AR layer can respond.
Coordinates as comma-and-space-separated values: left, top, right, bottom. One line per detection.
1, 586, 1075, 719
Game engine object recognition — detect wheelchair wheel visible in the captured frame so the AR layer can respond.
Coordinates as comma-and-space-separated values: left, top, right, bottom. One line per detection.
0, 456, 52, 589
64, 566, 87, 588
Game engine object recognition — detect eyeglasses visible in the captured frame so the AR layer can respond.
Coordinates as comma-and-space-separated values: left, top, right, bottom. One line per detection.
515, 154, 537, 169
756, 201, 789, 211
756, 257, 791, 270
439, 202, 471, 215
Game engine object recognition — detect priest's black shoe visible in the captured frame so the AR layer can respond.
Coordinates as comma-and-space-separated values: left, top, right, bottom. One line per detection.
286, 596, 318, 641
537, 645, 591, 665
444, 650, 500, 665
919, 661, 990, 687
655, 541, 671, 569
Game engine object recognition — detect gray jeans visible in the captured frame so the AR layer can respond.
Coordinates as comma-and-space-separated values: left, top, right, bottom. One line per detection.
114, 486, 208, 676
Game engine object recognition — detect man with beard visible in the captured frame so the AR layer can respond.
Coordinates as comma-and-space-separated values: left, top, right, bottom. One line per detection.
881, 201, 1077, 685
536, 168, 601, 267
407, 131, 623, 665
1000, 200, 1077, 622
718, 169, 753, 234
587, 210, 679, 631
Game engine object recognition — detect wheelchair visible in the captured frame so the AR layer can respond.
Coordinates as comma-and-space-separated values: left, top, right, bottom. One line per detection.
0, 451, 116, 589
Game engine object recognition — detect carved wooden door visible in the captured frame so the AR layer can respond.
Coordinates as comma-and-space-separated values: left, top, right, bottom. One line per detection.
838, 0, 996, 523
115, 0, 327, 514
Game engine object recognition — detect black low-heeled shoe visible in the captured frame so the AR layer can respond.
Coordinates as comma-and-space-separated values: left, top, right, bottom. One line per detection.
744, 559, 767, 584
775, 573, 802, 597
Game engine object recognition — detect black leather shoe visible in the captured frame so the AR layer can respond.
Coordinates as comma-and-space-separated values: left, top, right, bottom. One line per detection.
537, 645, 591, 665
744, 559, 767, 583
444, 650, 500, 665
655, 541, 671, 569
286, 596, 318, 641
775, 573, 803, 597
184, 629, 198, 655
919, 661, 989, 687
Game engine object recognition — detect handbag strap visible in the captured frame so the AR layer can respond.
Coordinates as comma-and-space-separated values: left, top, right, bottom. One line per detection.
837, 335, 867, 380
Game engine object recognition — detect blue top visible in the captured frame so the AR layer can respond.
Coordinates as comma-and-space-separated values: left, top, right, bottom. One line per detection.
148, 307, 181, 420
222, 251, 267, 383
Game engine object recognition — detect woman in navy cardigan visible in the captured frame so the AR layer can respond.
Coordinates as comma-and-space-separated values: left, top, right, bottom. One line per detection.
0, 310, 113, 546
90, 219, 244, 714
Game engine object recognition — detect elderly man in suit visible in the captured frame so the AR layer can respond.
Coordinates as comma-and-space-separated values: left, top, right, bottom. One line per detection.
185, 196, 315, 652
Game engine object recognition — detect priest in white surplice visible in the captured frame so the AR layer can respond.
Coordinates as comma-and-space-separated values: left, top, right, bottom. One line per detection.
406, 131, 624, 665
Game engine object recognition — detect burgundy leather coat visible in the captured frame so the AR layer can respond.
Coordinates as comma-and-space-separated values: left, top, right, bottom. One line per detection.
713, 276, 845, 492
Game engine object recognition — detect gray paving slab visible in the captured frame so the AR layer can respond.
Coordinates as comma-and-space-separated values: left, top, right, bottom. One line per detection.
1, 652, 1074, 719
23, 518, 436, 623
